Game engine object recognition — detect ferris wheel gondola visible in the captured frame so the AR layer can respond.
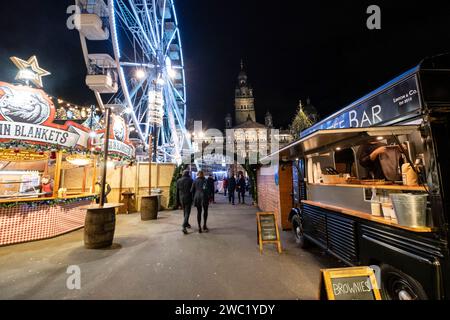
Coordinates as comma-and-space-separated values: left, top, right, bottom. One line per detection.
75, 0, 191, 163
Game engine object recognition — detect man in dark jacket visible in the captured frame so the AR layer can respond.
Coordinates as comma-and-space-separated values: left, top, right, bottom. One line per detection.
176, 170, 194, 234
237, 173, 246, 204
207, 174, 216, 203
227, 174, 237, 205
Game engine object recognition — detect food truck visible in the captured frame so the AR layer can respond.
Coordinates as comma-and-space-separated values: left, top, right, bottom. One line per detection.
275, 55, 450, 299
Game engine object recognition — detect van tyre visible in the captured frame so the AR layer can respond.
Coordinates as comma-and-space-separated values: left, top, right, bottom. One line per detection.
292, 215, 310, 249
380, 264, 428, 300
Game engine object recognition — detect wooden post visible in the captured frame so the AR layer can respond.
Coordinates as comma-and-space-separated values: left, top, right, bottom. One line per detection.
148, 135, 152, 195
118, 166, 123, 203
52, 151, 63, 198
156, 163, 159, 188
135, 162, 140, 209
91, 155, 97, 194
99, 107, 112, 207
82, 165, 88, 193
44, 157, 49, 175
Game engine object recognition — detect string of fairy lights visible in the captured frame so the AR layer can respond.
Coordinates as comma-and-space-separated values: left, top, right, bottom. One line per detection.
47, 95, 105, 121
47, 95, 136, 134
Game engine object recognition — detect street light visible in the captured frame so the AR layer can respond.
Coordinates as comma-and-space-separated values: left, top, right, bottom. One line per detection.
135, 69, 146, 80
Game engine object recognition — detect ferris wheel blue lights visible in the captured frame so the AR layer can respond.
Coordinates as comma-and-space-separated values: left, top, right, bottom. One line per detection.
77, 0, 191, 162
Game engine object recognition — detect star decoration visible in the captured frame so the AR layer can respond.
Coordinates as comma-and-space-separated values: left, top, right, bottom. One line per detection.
10, 55, 51, 88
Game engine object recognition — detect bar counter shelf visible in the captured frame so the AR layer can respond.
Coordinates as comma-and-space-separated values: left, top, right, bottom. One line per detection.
309, 183, 427, 192
0, 193, 96, 204
301, 200, 434, 233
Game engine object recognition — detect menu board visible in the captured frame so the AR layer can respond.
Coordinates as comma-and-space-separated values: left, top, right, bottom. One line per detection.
319, 267, 382, 300
260, 214, 277, 241
257, 212, 282, 253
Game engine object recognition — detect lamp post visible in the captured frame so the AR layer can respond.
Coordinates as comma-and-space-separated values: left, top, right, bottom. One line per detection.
139, 74, 163, 221
84, 105, 120, 250
99, 107, 112, 207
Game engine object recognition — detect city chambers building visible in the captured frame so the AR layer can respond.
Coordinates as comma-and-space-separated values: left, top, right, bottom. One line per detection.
224, 62, 293, 164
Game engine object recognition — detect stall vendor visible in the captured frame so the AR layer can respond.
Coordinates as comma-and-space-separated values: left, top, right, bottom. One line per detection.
95, 177, 111, 204
40, 175, 54, 196
358, 141, 404, 181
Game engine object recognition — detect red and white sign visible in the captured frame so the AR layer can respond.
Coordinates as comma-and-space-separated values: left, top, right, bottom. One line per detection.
0, 82, 90, 148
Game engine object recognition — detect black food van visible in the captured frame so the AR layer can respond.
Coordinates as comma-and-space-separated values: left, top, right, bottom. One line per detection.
276, 55, 450, 300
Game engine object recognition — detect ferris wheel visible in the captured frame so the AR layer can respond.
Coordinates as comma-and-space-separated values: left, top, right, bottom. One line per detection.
75, 0, 191, 163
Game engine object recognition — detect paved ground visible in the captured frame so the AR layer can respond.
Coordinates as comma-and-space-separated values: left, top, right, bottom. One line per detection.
0, 195, 342, 300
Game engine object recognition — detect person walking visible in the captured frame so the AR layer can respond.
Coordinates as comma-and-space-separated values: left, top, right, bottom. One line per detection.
207, 174, 215, 204
223, 177, 228, 196
191, 171, 210, 233
176, 170, 194, 234
227, 174, 236, 205
237, 172, 246, 204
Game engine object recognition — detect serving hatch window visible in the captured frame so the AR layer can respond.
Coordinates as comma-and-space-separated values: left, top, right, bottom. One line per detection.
334, 148, 356, 176
0, 151, 55, 199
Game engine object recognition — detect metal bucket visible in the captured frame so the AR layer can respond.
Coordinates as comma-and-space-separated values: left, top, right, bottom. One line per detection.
390, 194, 428, 228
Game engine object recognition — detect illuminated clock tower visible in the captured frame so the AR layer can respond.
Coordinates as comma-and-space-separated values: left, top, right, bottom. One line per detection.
234, 61, 256, 125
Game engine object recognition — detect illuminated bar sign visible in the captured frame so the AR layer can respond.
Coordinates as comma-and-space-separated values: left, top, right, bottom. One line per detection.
302, 75, 421, 137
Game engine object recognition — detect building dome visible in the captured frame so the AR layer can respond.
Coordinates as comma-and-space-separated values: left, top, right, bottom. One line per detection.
303, 98, 319, 122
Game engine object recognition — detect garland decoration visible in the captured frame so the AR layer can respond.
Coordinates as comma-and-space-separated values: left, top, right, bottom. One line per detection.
0, 196, 96, 209
0, 141, 135, 164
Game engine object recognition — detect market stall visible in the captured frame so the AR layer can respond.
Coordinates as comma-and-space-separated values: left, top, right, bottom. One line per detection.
0, 81, 97, 246
264, 55, 450, 300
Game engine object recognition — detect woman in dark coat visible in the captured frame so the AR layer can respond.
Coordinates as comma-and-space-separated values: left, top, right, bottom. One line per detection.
190, 171, 210, 233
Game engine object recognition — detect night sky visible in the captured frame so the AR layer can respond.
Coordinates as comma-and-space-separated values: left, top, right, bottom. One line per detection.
1, 0, 450, 130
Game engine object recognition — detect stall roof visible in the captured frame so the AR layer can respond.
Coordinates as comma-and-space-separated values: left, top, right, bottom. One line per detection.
263, 125, 419, 161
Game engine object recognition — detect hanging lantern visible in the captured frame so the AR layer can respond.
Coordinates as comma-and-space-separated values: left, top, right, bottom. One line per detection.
148, 88, 164, 127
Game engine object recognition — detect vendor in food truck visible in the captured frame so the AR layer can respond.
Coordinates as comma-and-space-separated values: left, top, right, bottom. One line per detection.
358, 141, 388, 179
358, 139, 405, 181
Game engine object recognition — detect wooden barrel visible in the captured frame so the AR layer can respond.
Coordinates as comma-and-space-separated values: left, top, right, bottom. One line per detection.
84, 206, 116, 249
140, 195, 159, 221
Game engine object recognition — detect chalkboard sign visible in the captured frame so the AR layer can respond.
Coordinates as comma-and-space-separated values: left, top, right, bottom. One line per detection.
256, 212, 282, 254
319, 267, 381, 300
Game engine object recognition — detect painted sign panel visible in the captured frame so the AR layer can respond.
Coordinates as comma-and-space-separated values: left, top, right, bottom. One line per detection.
0, 82, 90, 148
302, 76, 421, 137
0, 82, 135, 158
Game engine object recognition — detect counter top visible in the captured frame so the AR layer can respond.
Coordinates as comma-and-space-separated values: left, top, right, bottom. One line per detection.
0, 193, 96, 204
308, 183, 427, 191
301, 200, 434, 233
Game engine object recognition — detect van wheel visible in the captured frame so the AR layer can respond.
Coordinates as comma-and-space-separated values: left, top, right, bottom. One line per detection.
380, 264, 428, 300
292, 215, 310, 249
